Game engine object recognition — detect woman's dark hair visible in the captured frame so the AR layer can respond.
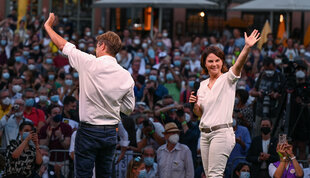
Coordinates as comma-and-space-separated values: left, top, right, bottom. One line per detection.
236, 89, 249, 105
200, 46, 228, 75
233, 162, 251, 178
19, 121, 34, 131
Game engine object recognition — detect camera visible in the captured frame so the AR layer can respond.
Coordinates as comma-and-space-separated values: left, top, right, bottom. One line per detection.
262, 90, 270, 116
13, 104, 20, 111
32, 127, 37, 133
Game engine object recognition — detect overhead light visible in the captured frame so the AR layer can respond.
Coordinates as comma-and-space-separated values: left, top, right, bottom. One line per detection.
200, 11, 205, 18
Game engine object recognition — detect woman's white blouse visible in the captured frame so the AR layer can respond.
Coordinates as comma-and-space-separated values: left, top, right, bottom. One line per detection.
197, 68, 240, 128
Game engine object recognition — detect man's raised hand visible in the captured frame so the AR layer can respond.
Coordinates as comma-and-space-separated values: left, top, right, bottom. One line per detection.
44, 13, 56, 29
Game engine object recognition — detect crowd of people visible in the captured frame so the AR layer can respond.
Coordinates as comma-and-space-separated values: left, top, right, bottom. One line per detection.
0, 10, 310, 178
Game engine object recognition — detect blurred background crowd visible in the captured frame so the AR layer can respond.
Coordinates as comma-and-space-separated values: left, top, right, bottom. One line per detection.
0, 7, 310, 178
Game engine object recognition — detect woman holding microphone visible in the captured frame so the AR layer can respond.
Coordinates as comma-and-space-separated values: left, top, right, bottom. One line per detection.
190, 30, 260, 177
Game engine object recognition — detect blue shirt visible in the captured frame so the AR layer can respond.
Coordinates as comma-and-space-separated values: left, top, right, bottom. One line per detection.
234, 37, 245, 49
227, 125, 251, 168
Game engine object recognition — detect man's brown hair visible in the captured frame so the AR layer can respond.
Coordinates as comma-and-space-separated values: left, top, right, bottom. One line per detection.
96, 31, 122, 57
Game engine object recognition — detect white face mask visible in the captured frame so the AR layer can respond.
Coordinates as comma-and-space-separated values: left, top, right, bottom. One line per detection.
265, 70, 275, 77
274, 58, 282, 65
42, 155, 49, 165
134, 39, 141, 45
12, 85, 22, 93
15, 111, 23, 117
168, 134, 179, 144
86, 31, 91, 36
296, 70, 306, 79
300, 49, 305, 54
163, 32, 168, 37
226, 58, 232, 65
185, 113, 191, 123
2, 97, 11, 105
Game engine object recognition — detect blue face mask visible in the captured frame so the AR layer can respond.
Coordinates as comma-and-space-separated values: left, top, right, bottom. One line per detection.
22, 131, 30, 140
166, 73, 174, 81
33, 46, 40, 51
174, 52, 180, 56
48, 74, 55, 80
23, 51, 30, 56
240, 171, 250, 178
50, 95, 59, 103
138, 169, 147, 178
25, 98, 35, 107
149, 75, 157, 81
157, 42, 163, 47
46, 58, 53, 64
0, 40, 6, 46
144, 157, 154, 166
65, 79, 73, 86
145, 69, 151, 74
137, 52, 144, 58
185, 64, 190, 70
188, 81, 195, 88
2, 72, 10, 79
138, 123, 143, 130
174, 60, 181, 66
73, 72, 79, 78
15, 56, 23, 63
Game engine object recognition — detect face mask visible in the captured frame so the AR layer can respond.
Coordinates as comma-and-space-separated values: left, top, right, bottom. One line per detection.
226, 58, 232, 65
72, 35, 77, 40
65, 79, 73, 86
142, 43, 148, 49
39, 95, 48, 102
204, 41, 209, 46
175, 71, 180, 75
240, 171, 250, 178
25, 98, 35, 107
137, 52, 144, 58
134, 39, 141, 45
188, 81, 195, 88
166, 73, 174, 81
232, 118, 237, 127
53, 115, 63, 122
33, 46, 40, 51
86, 32, 91, 36
300, 49, 305, 54
2, 72, 10, 79
138, 123, 143, 130
88, 47, 95, 52
265, 70, 275, 77
174, 52, 181, 56
15, 56, 22, 63
168, 134, 179, 144
157, 42, 163, 47
59, 30, 64, 34
185, 64, 190, 70
73, 72, 79, 78
144, 157, 154, 166
48, 74, 55, 81
64, 37, 69, 41
174, 60, 181, 67
0, 40, 6, 46
238, 85, 246, 90
138, 169, 147, 178
2, 97, 11, 105
149, 75, 157, 81
98, 30, 104, 35
63, 18, 68, 23
23, 51, 30, 56
46, 58, 53, 64
296, 70, 306, 79
163, 32, 168, 37
15, 111, 23, 117
185, 113, 191, 123
79, 43, 85, 49
235, 97, 240, 105
12, 85, 22, 93
51, 95, 59, 103
28, 64, 36, 70
261, 127, 271, 135
42, 155, 49, 165
274, 58, 282, 65
24, 34, 30, 39
235, 51, 240, 56
59, 72, 65, 79
267, 45, 273, 49
22, 131, 30, 140
145, 69, 151, 74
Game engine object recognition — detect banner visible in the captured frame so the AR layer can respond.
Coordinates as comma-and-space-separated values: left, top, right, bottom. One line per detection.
257, 20, 272, 49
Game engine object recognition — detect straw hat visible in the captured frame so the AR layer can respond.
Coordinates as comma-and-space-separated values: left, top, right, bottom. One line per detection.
163, 122, 180, 134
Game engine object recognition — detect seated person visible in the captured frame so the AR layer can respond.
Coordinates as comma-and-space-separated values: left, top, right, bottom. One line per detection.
4, 121, 42, 178
232, 162, 251, 178
126, 156, 146, 178
268, 141, 304, 178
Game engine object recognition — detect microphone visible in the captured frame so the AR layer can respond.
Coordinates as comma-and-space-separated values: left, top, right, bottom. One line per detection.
191, 81, 200, 111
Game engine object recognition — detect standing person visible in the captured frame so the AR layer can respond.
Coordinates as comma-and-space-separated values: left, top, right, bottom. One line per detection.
189, 30, 260, 177
44, 13, 135, 178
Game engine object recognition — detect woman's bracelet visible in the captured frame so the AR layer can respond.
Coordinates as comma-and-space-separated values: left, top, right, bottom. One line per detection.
290, 156, 296, 160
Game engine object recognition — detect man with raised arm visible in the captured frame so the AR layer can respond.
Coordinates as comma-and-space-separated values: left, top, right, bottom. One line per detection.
44, 13, 135, 178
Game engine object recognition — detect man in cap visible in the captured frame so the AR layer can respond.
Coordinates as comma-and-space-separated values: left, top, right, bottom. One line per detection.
156, 122, 194, 178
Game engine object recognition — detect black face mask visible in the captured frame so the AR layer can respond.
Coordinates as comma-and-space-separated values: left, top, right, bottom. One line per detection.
261, 127, 271, 135
59, 73, 65, 79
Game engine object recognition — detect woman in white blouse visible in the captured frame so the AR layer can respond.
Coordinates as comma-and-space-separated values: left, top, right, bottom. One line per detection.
189, 30, 260, 177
